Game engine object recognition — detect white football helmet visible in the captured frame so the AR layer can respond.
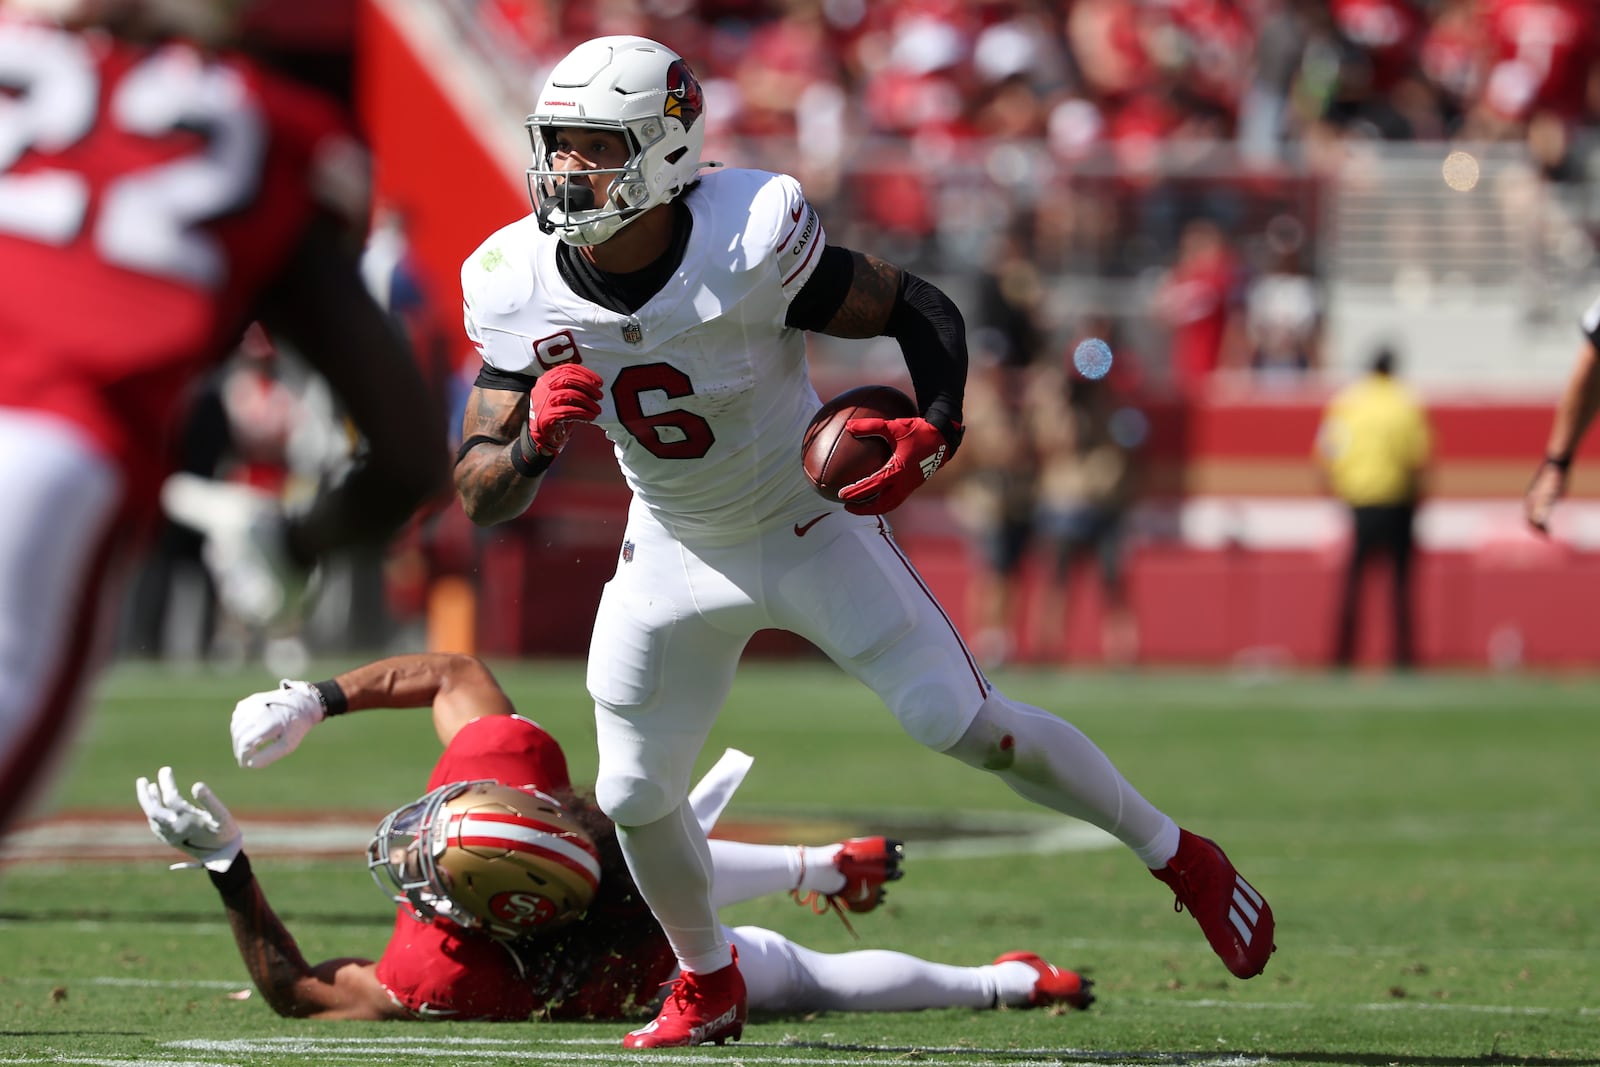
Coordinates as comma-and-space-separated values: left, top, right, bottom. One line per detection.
367, 780, 602, 940
525, 35, 716, 246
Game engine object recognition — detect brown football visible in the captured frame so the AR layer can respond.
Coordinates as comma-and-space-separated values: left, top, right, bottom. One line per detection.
801, 384, 917, 502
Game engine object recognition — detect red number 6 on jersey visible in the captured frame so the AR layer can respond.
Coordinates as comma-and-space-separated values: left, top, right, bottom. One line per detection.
613, 363, 716, 460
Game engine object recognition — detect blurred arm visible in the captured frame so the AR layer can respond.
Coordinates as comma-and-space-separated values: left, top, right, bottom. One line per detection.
254, 216, 451, 564
1526, 339, 1600, 533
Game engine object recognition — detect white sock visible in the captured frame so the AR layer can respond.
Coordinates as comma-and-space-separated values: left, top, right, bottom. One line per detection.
950, 692, 1180, 860
616, 803, 731, 974
1134, 820, 1182, 869
991, 959, 1046, 1007
708, 841, 846, 908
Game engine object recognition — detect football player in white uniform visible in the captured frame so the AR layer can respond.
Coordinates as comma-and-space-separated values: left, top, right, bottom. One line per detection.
453, 35, 1276, 1048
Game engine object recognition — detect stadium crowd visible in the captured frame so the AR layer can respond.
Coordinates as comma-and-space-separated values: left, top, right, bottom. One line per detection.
465, 0, 1600, 263
478, 1, 1598, 154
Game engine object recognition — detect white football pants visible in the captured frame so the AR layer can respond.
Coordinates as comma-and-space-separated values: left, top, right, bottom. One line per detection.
0, 409, 125, 835
705, 839, 1035, 1012
594, 502, 1173, 972
729, 924, 1025, 1012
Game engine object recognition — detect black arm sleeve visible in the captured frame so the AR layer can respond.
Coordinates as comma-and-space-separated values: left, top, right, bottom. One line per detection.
475, 363, 540, 392
786, 250, 967, 452
785, 245, 855, 331
884, 272, 967, 451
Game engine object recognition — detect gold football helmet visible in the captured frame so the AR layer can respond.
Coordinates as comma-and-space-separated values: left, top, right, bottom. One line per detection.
368, 780, 602, 940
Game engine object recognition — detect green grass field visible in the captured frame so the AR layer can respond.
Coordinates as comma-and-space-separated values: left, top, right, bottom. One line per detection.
3, 659, 1599, 1066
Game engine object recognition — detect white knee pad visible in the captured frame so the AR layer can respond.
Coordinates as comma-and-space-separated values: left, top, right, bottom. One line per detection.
594, 771, 683, 828
592, 703, 701, 827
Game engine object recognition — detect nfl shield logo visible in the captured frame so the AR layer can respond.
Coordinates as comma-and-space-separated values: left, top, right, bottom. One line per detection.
621, 540, 635, 563
621, 317, 643, 345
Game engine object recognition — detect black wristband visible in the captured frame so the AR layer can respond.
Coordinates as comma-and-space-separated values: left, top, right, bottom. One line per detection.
310, 678, 349, 717
923, 405, 965, 456
207, 851, 253, 895
455, 434, 507, 467
511, 435, 556, 479
1545, 453, 1573, 472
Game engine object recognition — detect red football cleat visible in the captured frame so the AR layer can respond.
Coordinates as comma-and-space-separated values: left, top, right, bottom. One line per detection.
994, 951, 1095, 1009
623, 956, 747, 1049
794, 836, 905, 921
833, 835, 904, 913
1151, 829, 1275, 979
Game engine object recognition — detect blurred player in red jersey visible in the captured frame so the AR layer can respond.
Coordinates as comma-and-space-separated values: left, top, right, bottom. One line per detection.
0, 0, 449, 837
136, 653, 1094, 1021
1474, 0, 1600, 128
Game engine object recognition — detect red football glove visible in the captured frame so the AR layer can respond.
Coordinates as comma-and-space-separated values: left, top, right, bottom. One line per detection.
838, 416, 957, 515
525, 364, 604, 456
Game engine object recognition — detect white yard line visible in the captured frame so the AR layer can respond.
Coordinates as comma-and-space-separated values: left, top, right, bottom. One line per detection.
168, 1038, 1272, 1065
4, 977, 1589, 1022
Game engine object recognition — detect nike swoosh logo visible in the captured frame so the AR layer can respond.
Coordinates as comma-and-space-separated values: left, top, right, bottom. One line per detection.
793, 513, 830, 537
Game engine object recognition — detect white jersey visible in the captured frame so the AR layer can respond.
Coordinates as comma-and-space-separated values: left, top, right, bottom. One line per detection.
462, 168, 832, 546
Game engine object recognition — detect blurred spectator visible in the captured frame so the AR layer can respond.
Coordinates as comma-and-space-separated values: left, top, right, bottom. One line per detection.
1317, 32, 1420, 140
1329, 0, 1425, 99
1026, 326, 1145, 667
1065, 0, 1154, 107
1239, 0, 1333, 164
1417, 0, 1486, 132
1152, 217, 1247, 394
1468, 0, 1600, 136
972, 227, 1049, 368
220, 331, 312, 496
1242, 217, 1322, 384
946, 351, 1038, 669
1314, 346, 1432, 670
120, 373, 230, 661
729, 1, 840, 140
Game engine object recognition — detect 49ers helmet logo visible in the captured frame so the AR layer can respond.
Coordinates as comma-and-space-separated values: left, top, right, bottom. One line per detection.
663, 59, 703, 132
488, 890, 559, 929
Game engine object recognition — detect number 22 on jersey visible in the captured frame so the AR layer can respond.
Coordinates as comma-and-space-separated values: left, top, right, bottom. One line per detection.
0, 23, 264, 289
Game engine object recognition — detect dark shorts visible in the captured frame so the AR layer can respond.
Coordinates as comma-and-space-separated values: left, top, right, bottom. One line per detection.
1036, 504, 1125, 588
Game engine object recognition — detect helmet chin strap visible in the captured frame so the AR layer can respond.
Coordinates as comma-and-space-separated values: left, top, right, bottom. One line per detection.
536, 182, 597, 234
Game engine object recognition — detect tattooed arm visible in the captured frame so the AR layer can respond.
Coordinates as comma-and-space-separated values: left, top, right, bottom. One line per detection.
212, 857, 404, 1020
453, 385, 545, 526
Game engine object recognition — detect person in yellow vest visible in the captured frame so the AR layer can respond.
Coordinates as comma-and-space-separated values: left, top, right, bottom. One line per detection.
1315, 347, 1432, 669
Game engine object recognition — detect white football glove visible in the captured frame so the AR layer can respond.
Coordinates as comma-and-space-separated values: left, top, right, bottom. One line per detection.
160, 472, 317, 630
231, 680, 325, 769
135, 766, 243, 872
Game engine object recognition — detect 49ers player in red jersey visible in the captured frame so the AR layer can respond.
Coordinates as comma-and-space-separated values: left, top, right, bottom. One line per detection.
0, 0, 448, 838
136, 653, 1095, 1023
